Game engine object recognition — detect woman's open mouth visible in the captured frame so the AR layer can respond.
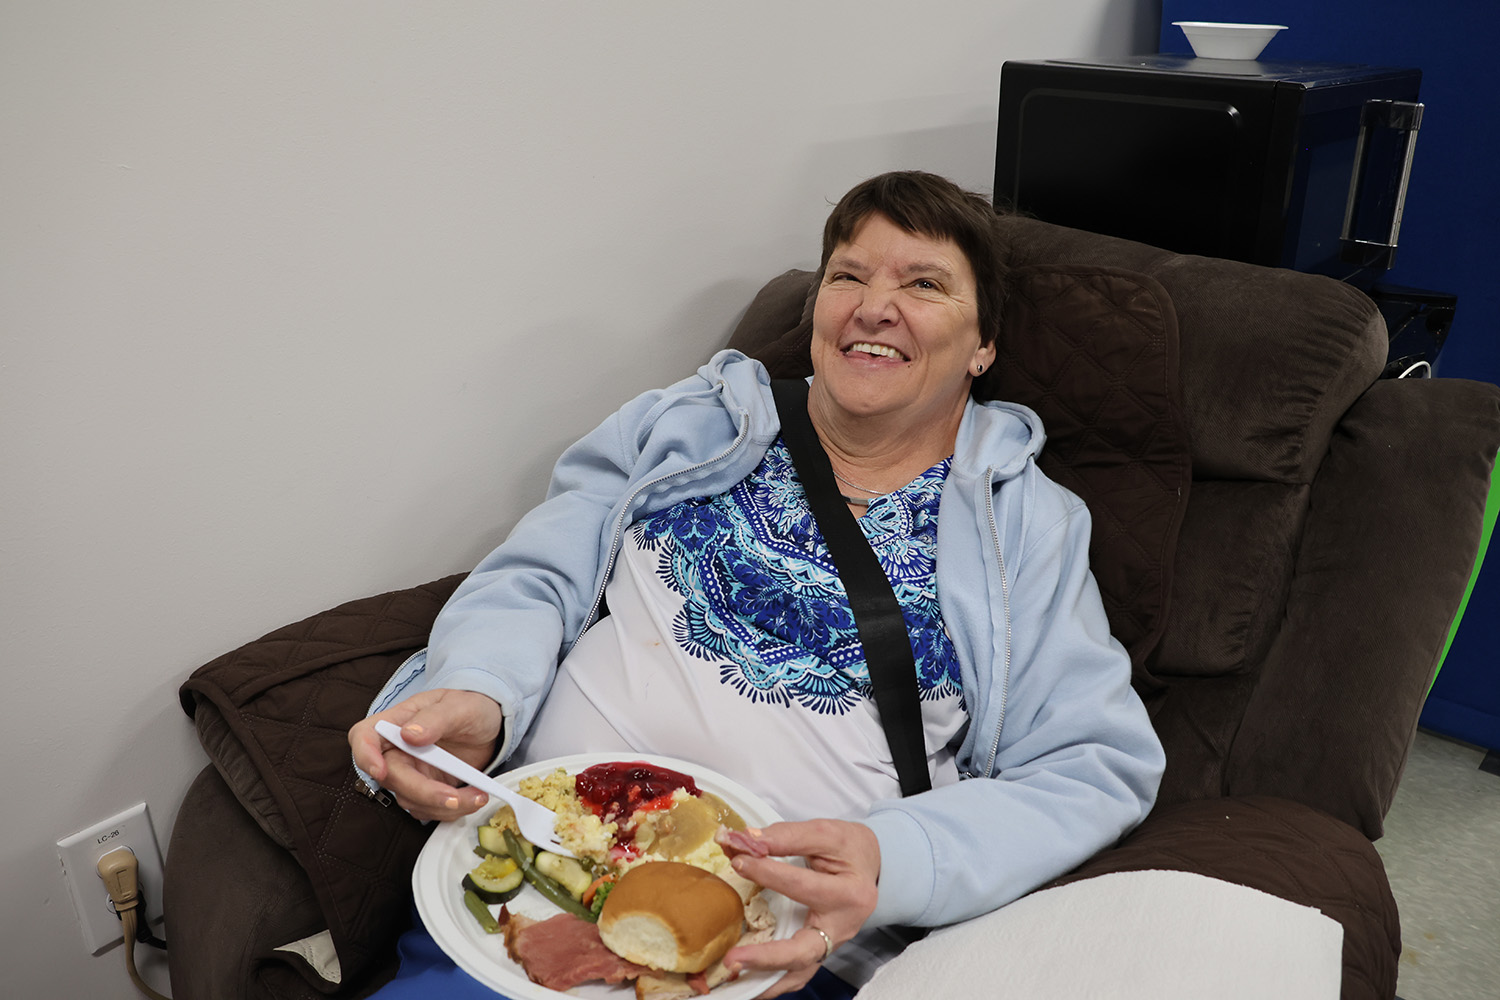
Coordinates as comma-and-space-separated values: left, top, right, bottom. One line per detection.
845, 341, 909, 362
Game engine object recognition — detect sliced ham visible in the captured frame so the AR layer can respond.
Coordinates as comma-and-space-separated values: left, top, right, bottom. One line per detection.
499, 908, 652, 991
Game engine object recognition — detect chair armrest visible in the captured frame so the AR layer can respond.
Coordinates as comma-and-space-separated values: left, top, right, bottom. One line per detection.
164, 766, 402, 999
1048, 796, 1399, 1000
171, 575, 464, 996
1228, 378, 1500, 835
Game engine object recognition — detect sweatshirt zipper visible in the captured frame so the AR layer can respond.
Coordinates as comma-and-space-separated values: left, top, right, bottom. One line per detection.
983, 466, 1013, 777
574, 416, 753, 644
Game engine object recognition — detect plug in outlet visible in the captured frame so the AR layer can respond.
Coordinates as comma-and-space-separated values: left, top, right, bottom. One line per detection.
57, 803, 165, 954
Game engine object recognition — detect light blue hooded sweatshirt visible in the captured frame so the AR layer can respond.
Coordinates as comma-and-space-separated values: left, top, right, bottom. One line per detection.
369, 350, 1163, 932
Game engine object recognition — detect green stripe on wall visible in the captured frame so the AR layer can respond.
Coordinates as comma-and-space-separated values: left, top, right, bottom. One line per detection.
1432, 452, 1500, 691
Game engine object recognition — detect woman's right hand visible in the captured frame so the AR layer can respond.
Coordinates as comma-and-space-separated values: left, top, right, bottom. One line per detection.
348, 688, 504, 822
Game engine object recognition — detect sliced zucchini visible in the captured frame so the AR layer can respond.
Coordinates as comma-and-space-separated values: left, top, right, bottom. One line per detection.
534, 851, 593, 901
504, 828, 596, 922
463, 854, 524, 904
476, 825, 508, 856
478, 824, 533, 860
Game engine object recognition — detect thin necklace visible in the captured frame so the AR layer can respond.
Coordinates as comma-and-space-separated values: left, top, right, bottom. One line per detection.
831, 468, 885, 495
832, 468, 888, 507
830, 453, 955, 506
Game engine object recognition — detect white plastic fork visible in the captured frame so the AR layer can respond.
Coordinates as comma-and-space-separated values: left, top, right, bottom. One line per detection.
373, 719, 575, 857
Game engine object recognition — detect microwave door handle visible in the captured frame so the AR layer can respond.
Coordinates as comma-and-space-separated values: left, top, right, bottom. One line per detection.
1341, 100, 1424, 268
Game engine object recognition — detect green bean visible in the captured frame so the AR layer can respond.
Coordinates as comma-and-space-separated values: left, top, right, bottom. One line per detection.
463, 889, 501, 934
503, 828, 597, 922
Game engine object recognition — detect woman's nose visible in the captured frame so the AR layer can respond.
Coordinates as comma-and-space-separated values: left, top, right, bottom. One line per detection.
855, 282, 899, 327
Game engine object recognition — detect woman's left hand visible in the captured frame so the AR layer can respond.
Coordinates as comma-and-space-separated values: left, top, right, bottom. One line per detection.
720, 819, 881, 998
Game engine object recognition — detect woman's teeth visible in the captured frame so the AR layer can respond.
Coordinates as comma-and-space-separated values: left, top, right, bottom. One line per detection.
848, 342, 907, 360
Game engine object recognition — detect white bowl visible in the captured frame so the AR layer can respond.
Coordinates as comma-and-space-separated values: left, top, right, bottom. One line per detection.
1172, 21, 1287, 60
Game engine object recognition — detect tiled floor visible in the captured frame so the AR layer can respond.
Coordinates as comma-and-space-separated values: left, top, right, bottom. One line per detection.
1374, 729, 1500, 1000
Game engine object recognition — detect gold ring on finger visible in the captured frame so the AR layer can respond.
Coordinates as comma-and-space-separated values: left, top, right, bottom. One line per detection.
810, 926, 834, 962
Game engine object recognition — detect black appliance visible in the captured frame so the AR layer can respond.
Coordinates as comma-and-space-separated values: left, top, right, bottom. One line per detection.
993, 56, 1447, 375
1372, 285, 1454, 380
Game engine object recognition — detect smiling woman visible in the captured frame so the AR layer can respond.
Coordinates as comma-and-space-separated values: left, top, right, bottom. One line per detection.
810, 213, 993, 507
803, 174, 1010, 516
349, 171, 1164, 1000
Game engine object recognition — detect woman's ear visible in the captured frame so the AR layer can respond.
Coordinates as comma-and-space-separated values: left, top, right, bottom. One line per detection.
972, 341, 997, 376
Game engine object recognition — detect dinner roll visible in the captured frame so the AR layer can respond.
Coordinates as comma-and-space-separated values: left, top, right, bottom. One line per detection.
597, 862, 745, 973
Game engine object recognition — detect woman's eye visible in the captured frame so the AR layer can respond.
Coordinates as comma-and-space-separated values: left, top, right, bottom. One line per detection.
912, 278, 940, 291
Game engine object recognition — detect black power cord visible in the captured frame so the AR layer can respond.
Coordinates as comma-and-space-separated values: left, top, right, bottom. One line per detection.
97, 847, 172, 1000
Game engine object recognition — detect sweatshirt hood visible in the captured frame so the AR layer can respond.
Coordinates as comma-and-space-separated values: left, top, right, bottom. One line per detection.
954, 396, 1046, 481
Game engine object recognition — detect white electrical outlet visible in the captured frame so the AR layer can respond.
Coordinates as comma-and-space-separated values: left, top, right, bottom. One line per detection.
56, 802, 166, 954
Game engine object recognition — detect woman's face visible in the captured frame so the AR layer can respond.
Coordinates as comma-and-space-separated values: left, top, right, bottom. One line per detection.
810, 213, 994, 432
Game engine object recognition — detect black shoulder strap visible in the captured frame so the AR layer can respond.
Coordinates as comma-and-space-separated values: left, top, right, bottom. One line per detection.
770, 378, 932, 796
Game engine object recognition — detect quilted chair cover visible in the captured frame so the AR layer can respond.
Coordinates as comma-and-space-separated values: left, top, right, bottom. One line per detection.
169, 576, 462, 999
166, 216, 1500, 1000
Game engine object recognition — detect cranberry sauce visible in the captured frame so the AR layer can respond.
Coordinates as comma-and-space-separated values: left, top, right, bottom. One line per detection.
574, 761, 700, 825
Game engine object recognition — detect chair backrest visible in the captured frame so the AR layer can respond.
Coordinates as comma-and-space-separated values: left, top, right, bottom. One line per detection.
993, 217, 1384, 809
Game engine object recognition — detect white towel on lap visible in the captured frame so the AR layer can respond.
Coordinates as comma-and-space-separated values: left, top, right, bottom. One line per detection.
854, 870, 1344, 1000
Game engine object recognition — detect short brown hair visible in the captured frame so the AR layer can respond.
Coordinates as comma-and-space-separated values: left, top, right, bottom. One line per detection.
820, 171, 1008, 347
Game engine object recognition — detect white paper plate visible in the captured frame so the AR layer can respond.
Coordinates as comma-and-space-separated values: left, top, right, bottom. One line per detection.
412, 752, 806, 999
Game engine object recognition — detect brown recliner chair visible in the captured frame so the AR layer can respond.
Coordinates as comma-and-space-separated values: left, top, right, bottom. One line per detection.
164, 216, 1500, 1000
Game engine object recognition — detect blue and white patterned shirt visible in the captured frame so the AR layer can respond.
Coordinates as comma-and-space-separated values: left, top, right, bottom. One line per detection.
633, 435, 962, 713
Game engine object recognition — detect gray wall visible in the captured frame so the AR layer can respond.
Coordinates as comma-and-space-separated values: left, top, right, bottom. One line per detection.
0, 2, 1155, 994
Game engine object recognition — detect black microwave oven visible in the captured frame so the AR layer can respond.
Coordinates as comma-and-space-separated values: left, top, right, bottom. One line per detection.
993, 56, 1424, 290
